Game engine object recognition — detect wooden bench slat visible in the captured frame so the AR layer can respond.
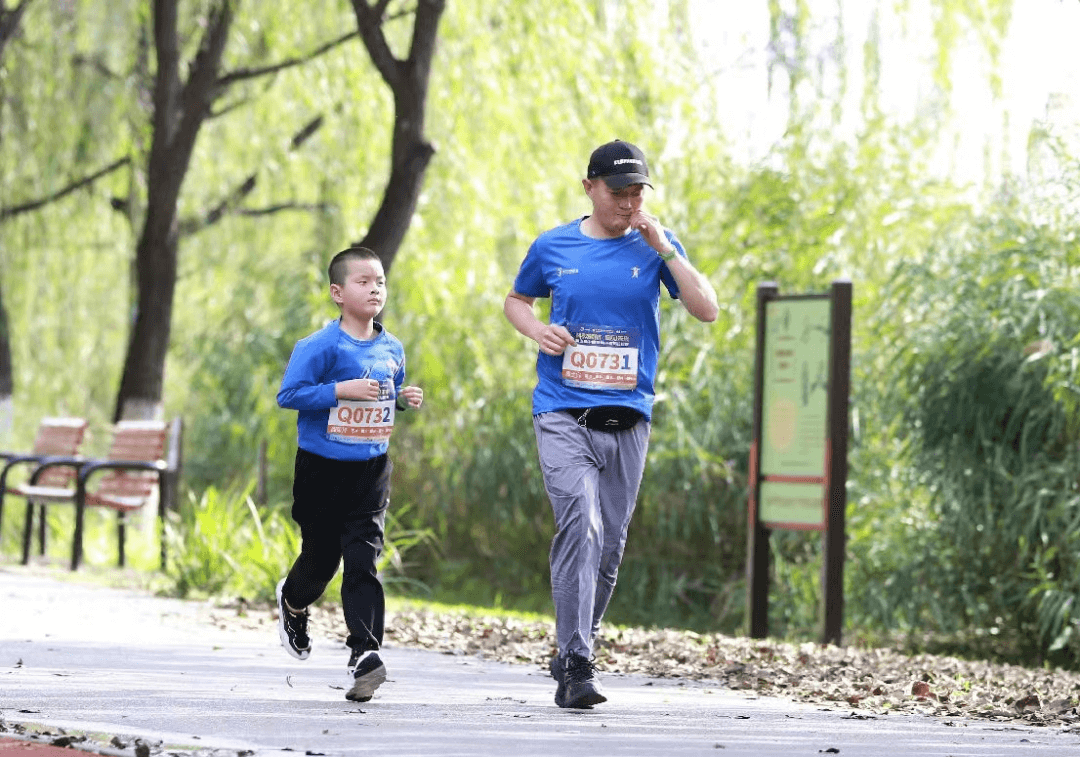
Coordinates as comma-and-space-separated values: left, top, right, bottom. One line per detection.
28, 418, 88, 457
12, 485, 76, 501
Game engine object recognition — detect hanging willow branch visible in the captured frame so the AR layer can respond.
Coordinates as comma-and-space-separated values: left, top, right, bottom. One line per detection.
0, 156, 131, 222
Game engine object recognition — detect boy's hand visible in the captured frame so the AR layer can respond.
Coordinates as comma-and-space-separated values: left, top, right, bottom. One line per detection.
400, 385, 424, 409
336, 378, 382, 401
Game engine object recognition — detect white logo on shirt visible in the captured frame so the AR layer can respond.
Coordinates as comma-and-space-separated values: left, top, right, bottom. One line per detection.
556, 268, 580, 277
631, 266, 640, 279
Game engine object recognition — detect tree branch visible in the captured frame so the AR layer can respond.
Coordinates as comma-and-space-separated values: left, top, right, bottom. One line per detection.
176, 173, 256, 236
178, 2, 233, 137
351, 0, 403, 89
217, 30, 360, 88
0, 156, 130, 222
236, 202, 332, 217
177, 115, 325, 235
291, 115, 324, 149
0, 0, 32, 60
71, 53, 122, 81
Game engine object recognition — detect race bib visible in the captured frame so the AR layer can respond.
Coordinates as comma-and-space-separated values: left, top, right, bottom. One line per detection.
561, 324, 639, 391
328, 399, 396, 443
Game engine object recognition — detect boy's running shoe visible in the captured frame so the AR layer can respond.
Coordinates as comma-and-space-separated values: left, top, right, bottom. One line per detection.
276, 579, 311, 660
346, 649, 387, 702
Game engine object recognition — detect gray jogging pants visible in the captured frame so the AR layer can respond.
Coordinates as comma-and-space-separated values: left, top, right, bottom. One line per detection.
533, 410, 650, 659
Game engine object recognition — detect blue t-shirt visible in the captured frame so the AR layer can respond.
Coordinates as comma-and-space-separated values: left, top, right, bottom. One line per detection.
512, 217, 683, 421
277, 319, 407, 461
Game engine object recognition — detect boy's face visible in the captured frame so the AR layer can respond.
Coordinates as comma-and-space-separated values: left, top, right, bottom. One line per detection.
331, 258, 386, 322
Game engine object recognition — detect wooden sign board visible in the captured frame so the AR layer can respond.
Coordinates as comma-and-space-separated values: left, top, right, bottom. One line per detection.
746, 280, 851, 645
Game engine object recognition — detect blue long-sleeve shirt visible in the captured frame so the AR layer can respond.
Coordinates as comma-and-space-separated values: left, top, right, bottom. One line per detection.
278, 319, 406, 461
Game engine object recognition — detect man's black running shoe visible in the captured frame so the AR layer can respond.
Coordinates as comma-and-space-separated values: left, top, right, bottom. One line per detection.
561, 653, 606, 709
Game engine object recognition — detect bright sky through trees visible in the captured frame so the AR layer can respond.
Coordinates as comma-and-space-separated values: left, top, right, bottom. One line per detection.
688, 0, 1080, 183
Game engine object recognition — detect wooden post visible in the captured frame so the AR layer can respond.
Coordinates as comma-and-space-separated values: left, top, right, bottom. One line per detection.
822, 280, 852, 645
747, 282, 778, 639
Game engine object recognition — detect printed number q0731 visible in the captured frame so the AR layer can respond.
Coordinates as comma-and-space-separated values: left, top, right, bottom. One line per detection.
569, 351, 630, 371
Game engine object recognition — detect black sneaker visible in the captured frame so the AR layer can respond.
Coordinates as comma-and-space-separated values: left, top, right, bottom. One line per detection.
276, 579, 311, 660
346, 649, 387, 702
550, 654, 566, 707
561, 653, 606, 709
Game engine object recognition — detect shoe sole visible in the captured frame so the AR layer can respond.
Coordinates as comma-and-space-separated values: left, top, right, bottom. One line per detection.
346, 663, 388, 702
562, 685, 606, 709
276, 579, 310, 661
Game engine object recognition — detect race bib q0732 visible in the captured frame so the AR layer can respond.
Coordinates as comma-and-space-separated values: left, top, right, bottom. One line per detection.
327, 399, 396, 443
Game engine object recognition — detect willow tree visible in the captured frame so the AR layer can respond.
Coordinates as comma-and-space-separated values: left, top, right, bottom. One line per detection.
113, 0, 446, 421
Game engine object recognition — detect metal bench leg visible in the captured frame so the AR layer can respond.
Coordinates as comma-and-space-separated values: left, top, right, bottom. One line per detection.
37, 504, 47, 555
71, 486, 86, 571
21, 501, 33, 564
117, 512, 126, 567
158, 498, 167, 571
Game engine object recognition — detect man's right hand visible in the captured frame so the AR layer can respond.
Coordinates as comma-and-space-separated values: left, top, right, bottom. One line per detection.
537, 324, 576, 356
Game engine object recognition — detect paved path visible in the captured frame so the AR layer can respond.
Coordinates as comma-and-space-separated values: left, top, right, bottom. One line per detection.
1, 567, 1078, 756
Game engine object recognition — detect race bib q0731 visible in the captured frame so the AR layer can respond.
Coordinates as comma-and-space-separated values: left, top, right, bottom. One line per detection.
561, 324, 639, 391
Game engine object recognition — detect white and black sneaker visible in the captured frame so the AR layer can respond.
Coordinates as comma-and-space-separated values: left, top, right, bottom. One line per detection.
346, 649, 387, 702
276, 578, 311, 660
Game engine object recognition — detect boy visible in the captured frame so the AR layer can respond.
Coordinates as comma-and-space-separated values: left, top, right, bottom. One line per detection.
275, 245, 423, 703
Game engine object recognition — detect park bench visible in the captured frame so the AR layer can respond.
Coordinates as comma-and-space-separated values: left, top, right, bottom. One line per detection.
0, 417, 89, 543
13, 417, 183, 571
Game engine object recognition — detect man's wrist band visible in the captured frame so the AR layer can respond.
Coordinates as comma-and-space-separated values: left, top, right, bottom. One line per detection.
659, 248, 677, 262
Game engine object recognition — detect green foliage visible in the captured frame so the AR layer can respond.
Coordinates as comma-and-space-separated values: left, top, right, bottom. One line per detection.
160, 483, 434, 602
163, 484, 295, 599
845, 212, 1080, 662
9, 0, 1080, 670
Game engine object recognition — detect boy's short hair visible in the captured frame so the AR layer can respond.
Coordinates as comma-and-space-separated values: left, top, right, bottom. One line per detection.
328, 246, 381, 286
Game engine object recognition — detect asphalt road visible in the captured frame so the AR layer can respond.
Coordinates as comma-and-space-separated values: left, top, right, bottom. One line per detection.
1, 567, 1078, 757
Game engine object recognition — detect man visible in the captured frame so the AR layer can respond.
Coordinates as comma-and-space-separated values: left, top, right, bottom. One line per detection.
503, 139, 718, 708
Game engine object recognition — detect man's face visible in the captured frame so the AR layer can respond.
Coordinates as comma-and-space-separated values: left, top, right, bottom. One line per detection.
584, 179, 646, 237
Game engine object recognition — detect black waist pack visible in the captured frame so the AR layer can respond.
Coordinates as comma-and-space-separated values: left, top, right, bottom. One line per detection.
564, 406, 644, 432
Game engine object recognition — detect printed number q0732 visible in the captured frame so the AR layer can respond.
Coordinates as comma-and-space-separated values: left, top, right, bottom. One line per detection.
337, 405, 392, 424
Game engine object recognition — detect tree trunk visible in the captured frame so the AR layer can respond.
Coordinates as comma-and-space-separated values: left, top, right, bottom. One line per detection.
0, 0, 31, 434
112, 0, 232, 421
350, 0, 446, 276
0, 287, 12, 435
113, 217, 179, 421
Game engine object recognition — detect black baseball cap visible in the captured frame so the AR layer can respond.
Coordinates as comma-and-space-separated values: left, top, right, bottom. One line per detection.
586, 140, 653, 189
